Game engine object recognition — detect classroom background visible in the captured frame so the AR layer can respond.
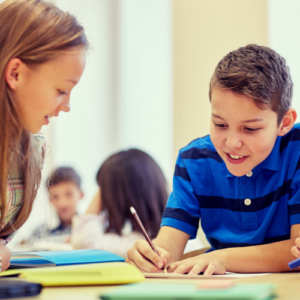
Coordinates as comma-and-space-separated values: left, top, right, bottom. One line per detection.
8, 0, 300, 249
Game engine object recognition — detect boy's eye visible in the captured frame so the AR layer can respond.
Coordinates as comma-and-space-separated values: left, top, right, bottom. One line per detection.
214, 123, 227, 128
245, 127, 260, 132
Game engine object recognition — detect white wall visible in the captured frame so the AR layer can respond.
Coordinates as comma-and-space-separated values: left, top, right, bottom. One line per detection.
118, 0, 173, 185
268, 0, 300, 115
51, 0, 120, 212
52, 0, 173, 206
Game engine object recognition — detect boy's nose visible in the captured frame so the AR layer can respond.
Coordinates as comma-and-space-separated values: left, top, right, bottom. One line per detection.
225, 132, 242, 149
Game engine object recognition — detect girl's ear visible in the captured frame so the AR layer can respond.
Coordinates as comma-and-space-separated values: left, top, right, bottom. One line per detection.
5, 58, 23, 90
278, 108, 297, 136
79, 191, 84, 200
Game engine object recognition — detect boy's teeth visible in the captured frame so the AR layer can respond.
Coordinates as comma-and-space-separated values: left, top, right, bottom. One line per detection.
229, 154, 243, 159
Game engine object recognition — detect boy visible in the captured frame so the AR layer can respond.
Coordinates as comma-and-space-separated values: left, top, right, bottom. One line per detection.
126, 44, 300, 275
29, 167, 83, 242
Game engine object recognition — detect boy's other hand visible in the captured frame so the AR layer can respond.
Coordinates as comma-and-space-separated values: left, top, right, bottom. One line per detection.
291, 232, 300, 258
0, 239, 11, 272
168, 251, 227, 276
126, 240, 170, 273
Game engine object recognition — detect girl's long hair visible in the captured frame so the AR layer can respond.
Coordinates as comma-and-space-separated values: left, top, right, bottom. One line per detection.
97, 149, 168, 239
0, 0, 88, 237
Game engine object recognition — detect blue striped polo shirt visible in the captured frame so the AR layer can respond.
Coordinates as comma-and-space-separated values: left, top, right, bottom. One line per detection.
161, 123, 300, 251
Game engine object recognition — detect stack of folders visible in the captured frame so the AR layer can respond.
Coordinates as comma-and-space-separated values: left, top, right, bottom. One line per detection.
100, 282, 277, 300
0, 250, 144, 286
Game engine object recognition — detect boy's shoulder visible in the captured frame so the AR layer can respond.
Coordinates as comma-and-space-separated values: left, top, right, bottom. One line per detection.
179, 134, 215, 154
280, 122, 300, 153
178, 134, 222, 164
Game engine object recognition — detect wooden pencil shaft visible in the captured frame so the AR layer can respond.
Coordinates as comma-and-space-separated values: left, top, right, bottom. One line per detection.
131, 210, 158, 255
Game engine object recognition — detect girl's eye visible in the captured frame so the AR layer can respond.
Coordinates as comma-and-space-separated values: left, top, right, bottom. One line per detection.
245, 127, 260, 132
58, 89, 68, 96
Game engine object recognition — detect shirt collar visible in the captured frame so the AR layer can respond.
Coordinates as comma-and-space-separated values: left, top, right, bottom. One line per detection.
254, 136, 282, 172
226, 136, 282, 178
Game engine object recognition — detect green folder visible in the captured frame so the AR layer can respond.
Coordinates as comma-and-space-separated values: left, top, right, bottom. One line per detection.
100, 282, 276, 300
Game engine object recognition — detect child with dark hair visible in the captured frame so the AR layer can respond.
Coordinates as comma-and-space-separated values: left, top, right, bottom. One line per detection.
127, 44, 300, 275
28, 167, 83, 244
71, 149, 169, 258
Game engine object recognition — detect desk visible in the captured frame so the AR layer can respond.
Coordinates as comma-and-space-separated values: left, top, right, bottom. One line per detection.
14, 272, 300, 300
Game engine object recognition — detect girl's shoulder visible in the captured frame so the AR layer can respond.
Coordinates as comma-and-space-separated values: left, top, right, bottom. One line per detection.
31, 133, 47, 170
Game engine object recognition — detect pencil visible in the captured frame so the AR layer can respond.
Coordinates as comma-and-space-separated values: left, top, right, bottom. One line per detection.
130, 206, 167, 273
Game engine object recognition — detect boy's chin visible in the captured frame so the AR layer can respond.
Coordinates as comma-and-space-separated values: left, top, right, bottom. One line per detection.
227, 166, 250, 177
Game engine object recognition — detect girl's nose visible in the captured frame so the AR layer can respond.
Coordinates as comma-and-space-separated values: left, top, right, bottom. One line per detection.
59, 101, 70, 113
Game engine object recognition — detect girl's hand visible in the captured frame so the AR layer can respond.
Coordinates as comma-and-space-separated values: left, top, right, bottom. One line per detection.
0, 239, 11, 272
126, 240, 171, 273
168, 252, 227, 276
291, 232, 300, 258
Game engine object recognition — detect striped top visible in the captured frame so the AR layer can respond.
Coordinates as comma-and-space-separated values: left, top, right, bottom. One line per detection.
161, 123, 300, 251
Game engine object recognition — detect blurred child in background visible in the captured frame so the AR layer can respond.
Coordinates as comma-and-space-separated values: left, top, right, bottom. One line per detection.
28, 167, 83, 245
71, 149, 168, 258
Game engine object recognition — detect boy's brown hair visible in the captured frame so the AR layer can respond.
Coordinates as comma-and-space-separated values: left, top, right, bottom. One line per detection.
209, 44, 293, 125
47, 167, 82, 190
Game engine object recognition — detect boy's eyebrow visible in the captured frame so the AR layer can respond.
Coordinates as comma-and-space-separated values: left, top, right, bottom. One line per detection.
212, 114, 264, 123
212, 113, 225, 120
242, 117, 264, 123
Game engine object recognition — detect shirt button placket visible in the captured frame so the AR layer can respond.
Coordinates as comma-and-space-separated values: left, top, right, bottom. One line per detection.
244, 198, 251, 206
246, 171, 253, 177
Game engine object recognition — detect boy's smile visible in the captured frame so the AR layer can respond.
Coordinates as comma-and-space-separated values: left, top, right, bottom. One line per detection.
210, 88, 282, 177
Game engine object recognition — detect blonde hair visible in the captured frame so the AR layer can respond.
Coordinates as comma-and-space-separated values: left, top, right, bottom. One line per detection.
0, 0, 88, 237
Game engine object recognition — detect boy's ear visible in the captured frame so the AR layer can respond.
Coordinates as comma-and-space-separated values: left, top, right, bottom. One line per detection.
5, 58, 23, 90
278, 108, 297, 137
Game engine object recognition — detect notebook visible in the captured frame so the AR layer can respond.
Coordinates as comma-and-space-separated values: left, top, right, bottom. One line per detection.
100, 282, 276, 300
0, 262, 145, 286
10, 249, 124, 268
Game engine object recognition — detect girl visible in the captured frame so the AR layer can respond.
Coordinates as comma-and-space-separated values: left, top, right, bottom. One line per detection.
0, 0, 88, 271
71, 149, 168, 258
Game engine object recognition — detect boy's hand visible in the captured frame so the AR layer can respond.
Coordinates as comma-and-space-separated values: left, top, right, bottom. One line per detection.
291, 231, 300, 258
126, 240, 171, 273
0, 239, 11, 272
168, 251, 227, 276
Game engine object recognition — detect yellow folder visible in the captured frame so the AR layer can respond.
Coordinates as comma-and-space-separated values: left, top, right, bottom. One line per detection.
0, 262, 145, 286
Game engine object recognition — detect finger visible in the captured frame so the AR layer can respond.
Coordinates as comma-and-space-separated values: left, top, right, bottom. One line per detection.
157, 248, 171, 267
295, 237, 300, 248
203, 263, 216, 276
135, 241, 164, 269
126, 257, 158, 273
172, 262, 194, 274
291, 246, 300, 258
127, 245, 163, 273
168, 261, 181, 273
189, 262, 208, 275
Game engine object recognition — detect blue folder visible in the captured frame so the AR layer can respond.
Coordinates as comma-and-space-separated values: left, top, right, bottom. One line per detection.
10, 249, 124, 268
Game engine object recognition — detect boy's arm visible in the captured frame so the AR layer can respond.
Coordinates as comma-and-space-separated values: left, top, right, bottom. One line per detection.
169, 223, 300, 275
153, 226, 190, 264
